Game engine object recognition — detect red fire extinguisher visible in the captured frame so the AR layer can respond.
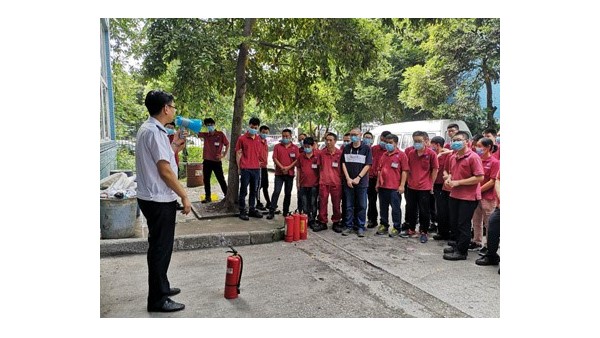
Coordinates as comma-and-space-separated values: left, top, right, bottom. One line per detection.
284, 213, 294, 242
293, 211, 301, 241
224, 246, 243, 299
299, 212, 308, 240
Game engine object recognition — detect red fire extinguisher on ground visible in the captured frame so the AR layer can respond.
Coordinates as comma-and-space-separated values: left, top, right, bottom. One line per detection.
284, 213, 294, 242
299, 212, 308, 240
293, 211, 301, 241
224, 246, 243, 299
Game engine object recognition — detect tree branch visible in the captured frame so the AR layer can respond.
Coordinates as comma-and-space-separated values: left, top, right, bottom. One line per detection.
256, 40, 296, 50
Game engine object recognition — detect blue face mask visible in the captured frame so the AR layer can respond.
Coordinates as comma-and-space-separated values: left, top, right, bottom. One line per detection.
385, 143, 395, 152
304, 147, 313, 154
451, 141, 464, 151
363, 138, 372, 146
259, 133, 267, 139
496, 136, 500, 144
379, 141, 387, 149
475, 147, 484, 155
207, 125, 215, 132
248, 128, 258, 135
343, 141, 350, 146
413, 142, 424, 150
280, 138, 290, 144
166, 128, 175, 135
351, 135, 360, 143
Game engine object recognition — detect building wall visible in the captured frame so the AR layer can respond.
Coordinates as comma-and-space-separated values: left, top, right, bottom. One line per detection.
100, 18, 117, 179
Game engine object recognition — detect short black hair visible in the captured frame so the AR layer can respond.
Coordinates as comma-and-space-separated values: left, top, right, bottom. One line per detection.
364, 131, 373, 137
326, 132, 338, 141
249, 117, 260, 126
385, 134, 399, 144
447, 123, 459, 130
282, 128, 292, 135
259, 125, 270, 132
144, 90, 174, 116
203, 118, 215, 125
413, 131, 428, 140
483, 128, 497, 137
381, 131, 391, 138
455, 131, 470, 140
472, 133, 484, 144
303, 137, 315, 145
431, 136, 445, 146
299, 133, 307, 138
344, 132, 351, 137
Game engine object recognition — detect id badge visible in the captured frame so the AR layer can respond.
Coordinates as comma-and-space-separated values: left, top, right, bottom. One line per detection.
391, 162, 399, 168
290, 152, 296, 158
332, 162, 339, 168
312, 163, 318, 169
214, 142, 220, 146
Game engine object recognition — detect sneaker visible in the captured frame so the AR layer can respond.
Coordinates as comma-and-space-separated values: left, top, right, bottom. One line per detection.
399, 230, 409, 238
443, 251, 467, 261
239, 212, 249, 221
248, 209, 263, 218
389, 227, 400, 237
407, 229, 418, 238
376, 224, 389, 235
332, 222, 344, 233
341, 228, 353, 236
468, 242, 482, 251
419, 233, 428, 243
357, 228, 365, 237
479, 247, 488, 256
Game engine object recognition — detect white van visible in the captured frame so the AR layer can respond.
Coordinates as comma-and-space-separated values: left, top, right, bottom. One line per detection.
369, 119, 472, 151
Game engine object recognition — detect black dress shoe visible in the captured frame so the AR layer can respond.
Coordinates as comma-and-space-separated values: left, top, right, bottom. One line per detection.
239, 212, 249, 221
200, 199, 212, 204
433, 234, 449, 241
248, 209, 263, 218
266, 212, 274, 220
475, 256, 500, 266
147, 298, 185, 312
167, 288, 181, 296
443, 246, 455, 254
443, 251, 467, 261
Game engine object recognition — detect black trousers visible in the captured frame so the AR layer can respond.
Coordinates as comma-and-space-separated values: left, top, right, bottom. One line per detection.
367, 177, 379, 225
137, 199, 177, 308
405, 187, 431, 233
486, 207, 500, 259
256, 168, 271, 207
270, 175, 294, 215
299, 186, 318, 223
203, 159, 228, 198
433, 184, 450, 237
448, 197, 479, 254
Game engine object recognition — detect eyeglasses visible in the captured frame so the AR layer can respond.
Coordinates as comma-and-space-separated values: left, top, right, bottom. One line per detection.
167, 104, 177, 112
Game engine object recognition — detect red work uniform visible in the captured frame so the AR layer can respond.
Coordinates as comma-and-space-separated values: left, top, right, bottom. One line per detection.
317, 147, 343, 224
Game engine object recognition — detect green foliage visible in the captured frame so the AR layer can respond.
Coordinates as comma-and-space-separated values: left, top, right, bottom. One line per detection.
116, 148, 135, 170
185, 146, 203, 163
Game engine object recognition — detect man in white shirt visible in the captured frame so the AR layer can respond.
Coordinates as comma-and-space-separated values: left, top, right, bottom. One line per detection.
136, 90, 191, 313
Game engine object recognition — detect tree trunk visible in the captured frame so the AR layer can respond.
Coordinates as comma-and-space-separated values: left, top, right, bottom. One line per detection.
222, 18, 256, 211
483, 59, 497, 130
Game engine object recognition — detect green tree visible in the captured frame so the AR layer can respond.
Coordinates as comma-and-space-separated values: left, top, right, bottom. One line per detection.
143, 18, 382, 211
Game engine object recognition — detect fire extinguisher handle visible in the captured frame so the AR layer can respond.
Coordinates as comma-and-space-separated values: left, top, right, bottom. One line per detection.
226, 245, 238, 255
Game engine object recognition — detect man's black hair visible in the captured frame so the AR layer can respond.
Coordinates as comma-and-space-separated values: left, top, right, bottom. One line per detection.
144, 90, 174, 117
431, 136, 445, 146
259, 125, 270, 132
326, 132, 338, 141
447, 123, 459, 130
483, 128, 497, 137
303, 137, 315, 145
249, 117, 261, 126
282, 128, 292, 135
385, 134, 399, 144
203, 118, 215, 125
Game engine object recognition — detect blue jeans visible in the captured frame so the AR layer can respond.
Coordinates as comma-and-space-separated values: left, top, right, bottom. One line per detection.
270, 175, 294, 215
378, 188, 402, 229
239, 169, 260, 212
343, 185, 368, 230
